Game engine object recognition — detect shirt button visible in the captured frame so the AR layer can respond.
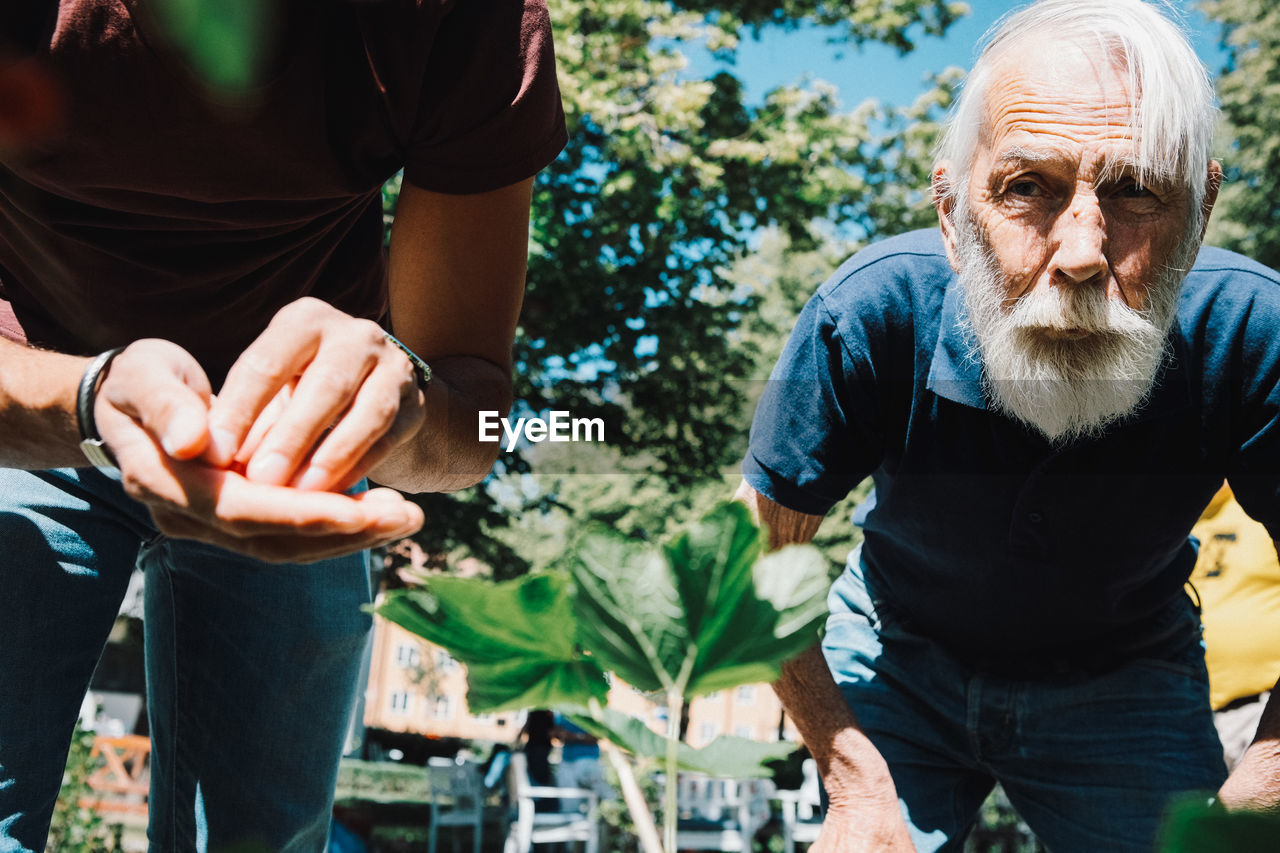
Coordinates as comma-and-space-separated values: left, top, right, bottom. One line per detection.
1028, 512, 1043, 524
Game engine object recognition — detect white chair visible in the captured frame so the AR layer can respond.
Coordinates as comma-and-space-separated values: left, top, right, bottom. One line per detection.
778, 759, 822, 853
504, 751, 600, 853
427, 761, 486, 853
675, 773, 774, 852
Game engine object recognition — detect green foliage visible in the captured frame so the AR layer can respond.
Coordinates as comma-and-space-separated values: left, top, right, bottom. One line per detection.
376, 572, 610, 714
1158, 795, 1280, 853
46, 722, 117, 853
377, 502, 827, 776
143, 0, 273, 93
567, 708, 793, 777
571, 502, 829, 696
1200, 0, 1280, 267
374, 0, 962, 578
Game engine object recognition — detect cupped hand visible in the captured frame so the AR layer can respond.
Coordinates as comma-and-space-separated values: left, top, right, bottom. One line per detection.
204, 297, 427, 492
94, 338, 423, 563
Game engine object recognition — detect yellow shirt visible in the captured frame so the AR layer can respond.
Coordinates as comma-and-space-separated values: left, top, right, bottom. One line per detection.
1189, 485, 1280, 709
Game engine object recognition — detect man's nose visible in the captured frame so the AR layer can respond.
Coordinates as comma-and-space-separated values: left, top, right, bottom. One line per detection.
1050, 194, 1109, 285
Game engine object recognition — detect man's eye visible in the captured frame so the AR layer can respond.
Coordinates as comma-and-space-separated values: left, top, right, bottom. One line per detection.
1007, 179, 1041, 197
1117, 181, 1154, 199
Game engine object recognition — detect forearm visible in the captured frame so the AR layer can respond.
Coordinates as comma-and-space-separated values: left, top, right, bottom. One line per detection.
1219, 677, 1280, 811
369, 354, 512, 493
0, 338, 92, 469
734, 480, 899, 804
775, 644, 900, 809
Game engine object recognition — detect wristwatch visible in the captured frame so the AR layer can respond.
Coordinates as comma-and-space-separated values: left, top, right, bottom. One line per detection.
76, 346, 126, 471
383, 332, 433, 392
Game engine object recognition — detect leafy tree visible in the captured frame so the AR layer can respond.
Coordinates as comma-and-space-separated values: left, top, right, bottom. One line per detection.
377, 1, 963, 576
1200, 0, 1280, 267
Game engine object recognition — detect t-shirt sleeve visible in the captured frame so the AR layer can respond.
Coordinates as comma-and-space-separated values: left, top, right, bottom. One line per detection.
1227, 285, 1280, 539
404, 0, 567, 194
743, 292, 887, 517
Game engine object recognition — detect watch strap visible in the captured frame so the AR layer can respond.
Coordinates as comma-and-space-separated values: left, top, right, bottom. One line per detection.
383, 332, 433, 391
76, 346, 126, 470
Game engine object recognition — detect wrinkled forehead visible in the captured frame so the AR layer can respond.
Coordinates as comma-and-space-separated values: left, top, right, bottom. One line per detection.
978, 39, 1138, 160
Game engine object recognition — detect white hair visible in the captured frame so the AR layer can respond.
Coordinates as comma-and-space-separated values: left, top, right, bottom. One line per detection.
935, 0, 1217, 212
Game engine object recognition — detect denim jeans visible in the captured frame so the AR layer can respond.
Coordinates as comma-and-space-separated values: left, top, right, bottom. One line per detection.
0, 467, 373, 852
823, 552, 1228, 853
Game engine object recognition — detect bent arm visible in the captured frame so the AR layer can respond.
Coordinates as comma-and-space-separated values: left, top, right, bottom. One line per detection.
371, 177, 534, 493
736, 481, 912, 848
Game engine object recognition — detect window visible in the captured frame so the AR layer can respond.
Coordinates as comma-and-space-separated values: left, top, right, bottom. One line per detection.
433, 697, 453, 719
705, 691, 722, 701
735, 726, 752, 739
390, 691, 411, 714
395, 644, 420, 669
735, 685, 756, 705
699, 722, 717, 742
435, 650, 457, 672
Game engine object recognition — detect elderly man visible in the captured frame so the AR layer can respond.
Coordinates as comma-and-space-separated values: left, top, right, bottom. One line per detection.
739, 0, 1280, 850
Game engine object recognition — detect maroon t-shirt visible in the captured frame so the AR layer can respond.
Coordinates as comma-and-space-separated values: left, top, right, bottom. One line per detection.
0, 0, 567, 386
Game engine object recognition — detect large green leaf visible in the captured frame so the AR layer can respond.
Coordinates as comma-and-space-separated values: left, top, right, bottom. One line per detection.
147, 0, 272, 92
1158, 795, 1280, 852
376, 574, 609, 714
570, 530, 684, 692
564, 708, 794, 778
569, 501, 829, 699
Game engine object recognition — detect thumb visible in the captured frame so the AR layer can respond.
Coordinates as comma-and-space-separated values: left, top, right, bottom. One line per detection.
99, 340, 213, 460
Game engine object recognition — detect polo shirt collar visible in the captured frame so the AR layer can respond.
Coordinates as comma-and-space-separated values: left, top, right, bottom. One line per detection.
926, 274, 988, 409
925, 277, 1192, 422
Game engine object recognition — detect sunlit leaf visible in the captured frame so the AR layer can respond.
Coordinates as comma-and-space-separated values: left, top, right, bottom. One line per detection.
376, 574, 608, 714
570, 501, 829, 698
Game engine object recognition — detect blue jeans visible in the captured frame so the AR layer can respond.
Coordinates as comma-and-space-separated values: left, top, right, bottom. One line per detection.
0, 467, 373, 852
823, 554, 1227, 853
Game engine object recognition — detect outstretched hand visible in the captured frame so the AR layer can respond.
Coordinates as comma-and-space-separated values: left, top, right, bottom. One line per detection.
93, 330, 424, 564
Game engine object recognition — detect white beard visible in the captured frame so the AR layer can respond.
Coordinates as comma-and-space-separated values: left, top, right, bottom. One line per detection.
953, 210, 1192, 444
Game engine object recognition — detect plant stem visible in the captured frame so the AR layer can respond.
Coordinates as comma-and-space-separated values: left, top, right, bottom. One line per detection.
589, 699, 664, 853
599, 739, 664, 853
664, 689, 681, 853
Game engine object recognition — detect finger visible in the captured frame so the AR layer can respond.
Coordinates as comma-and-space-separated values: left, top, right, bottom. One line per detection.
241, 326, 384, 485
206, 298, 334, 467
232, 382, 294, 465
200, 469, 421, 537
289, 357, 424, 491
100, 340, 213, 460
117, 437, 410, 537
151, 507, 422, 564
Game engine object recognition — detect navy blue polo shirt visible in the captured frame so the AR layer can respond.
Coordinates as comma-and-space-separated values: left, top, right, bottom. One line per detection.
745, 229, 1280, 663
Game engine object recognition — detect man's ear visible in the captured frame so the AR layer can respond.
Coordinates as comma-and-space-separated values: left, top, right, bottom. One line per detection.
1198, 160, 1223, 242
933, 164, 963, 272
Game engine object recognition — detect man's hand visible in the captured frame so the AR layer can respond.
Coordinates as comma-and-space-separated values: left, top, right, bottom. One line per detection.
96, 337, 423, 563
204, 297, 427, 493
813, 801, 916, 852
1218, 737, 1280, 812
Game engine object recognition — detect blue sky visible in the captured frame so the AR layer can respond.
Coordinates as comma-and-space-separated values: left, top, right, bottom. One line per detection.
687, 0, 1226, 109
